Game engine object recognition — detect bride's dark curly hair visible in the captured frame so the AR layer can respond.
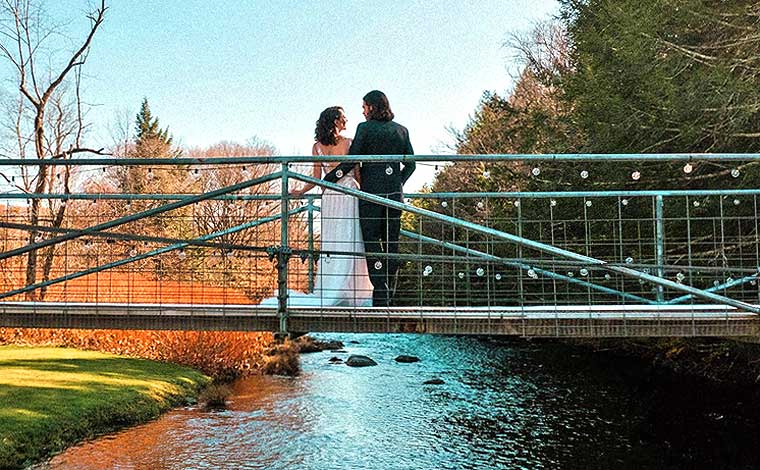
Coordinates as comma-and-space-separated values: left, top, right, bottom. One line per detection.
314, 106, 344, 146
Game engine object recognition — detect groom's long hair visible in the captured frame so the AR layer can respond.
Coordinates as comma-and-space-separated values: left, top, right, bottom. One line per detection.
364, 90, 394, 122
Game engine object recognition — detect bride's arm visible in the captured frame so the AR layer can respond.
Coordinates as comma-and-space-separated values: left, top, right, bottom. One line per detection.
292, 145, 323, 196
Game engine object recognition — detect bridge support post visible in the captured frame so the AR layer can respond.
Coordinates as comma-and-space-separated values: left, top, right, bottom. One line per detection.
278, 163, 290, 335
307, 196, 315, 293
655, 195, 665, 302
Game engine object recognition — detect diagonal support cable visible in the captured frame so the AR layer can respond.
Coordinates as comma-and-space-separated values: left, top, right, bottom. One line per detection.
0, 205, 309, 300
0, 220, 275, 253
667, 272, 760, 305
290, 171, 760, 314
0, 171, 281, 263
400, 230, 656, 304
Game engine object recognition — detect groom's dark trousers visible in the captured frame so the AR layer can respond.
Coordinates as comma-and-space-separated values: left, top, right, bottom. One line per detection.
323, 119, 415, 306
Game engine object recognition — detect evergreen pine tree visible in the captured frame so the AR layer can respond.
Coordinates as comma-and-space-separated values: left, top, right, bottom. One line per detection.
120, 98, 188, 237
132, 98, 178, 158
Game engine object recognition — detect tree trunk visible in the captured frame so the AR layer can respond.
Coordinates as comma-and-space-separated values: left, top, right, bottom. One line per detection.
24, 109, 47, 301
39, 167, 70, 300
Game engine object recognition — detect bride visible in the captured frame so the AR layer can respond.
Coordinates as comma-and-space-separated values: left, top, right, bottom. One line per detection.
263, 106, 372, 307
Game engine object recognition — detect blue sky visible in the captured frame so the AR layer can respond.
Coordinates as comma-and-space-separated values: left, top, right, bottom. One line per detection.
24, 0, 560, 190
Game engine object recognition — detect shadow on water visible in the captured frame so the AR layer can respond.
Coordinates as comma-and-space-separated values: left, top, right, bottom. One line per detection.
41, 334, 760, 470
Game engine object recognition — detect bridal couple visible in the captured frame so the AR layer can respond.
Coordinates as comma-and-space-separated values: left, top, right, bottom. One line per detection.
281, 90, 415, 308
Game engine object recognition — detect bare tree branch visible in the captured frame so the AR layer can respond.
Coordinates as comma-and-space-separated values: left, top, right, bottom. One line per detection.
49, 146, 108, 159
1, 0, 108, 299
39, 0, 106, 107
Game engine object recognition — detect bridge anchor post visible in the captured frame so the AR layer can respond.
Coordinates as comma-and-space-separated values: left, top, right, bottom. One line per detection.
277, 163, 291, 335
275, 247, 291, 335
655, 195, 665, 302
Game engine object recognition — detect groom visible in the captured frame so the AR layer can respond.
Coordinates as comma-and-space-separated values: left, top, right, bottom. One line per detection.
323, 90, 415, 306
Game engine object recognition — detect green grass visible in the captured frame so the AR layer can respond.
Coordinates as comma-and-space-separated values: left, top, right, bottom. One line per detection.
0, 345, 210, 469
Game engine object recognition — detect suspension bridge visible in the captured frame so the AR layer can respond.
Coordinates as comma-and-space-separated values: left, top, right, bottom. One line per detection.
1, 154, 759, 337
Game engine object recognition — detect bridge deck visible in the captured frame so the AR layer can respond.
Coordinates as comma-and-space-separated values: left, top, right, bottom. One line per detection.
1, 302, 758, 338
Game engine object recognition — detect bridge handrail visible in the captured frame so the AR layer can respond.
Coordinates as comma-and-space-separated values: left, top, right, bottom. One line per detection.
5, 188, 760, 200
2, 152, 760, 166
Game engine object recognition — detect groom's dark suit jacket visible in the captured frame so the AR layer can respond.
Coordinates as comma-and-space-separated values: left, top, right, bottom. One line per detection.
323, 119, 415, 196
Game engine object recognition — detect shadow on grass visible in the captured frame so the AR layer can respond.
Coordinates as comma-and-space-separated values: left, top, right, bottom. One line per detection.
0, 357, 199, 381
0, 351, 208, 470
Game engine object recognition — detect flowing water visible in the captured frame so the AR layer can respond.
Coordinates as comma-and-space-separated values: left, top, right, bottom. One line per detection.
42, 334, 760, 469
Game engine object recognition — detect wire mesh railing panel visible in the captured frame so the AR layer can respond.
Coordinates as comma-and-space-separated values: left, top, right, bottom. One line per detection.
395, 190, 760, 309
0, 163, 292, 306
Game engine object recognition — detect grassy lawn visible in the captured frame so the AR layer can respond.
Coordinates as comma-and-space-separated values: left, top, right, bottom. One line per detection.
0, 345, 210, 469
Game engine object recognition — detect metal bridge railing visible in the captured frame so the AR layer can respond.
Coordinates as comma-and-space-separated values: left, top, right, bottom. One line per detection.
0, 154, 759, 335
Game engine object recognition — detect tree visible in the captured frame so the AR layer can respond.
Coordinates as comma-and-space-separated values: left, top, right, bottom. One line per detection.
441, 21, 578, 194
550, 0, 760, 289
0, 0, 108, 299
110, 98, 183, 197
183, 139, 285, 298
412, 2, 760, 306
96, 98, 191, 282
560, 0, 760, 154
133, 98, 179, 158
398, 20, 579, 305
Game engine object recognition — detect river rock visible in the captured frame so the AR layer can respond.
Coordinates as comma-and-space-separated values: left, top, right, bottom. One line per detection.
330, 349, 348, 354
328, 356, 343, 364
423, 378, 445, 385
296, 336, 344, 353
322, 340, 345, 350
394, 355, 420, 363
345, 355, 378, 367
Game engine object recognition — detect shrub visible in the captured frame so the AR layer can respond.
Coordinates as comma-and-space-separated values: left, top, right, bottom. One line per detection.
0, 328, 278, 380
261, 340, 301, 376
198, 383, 233, 410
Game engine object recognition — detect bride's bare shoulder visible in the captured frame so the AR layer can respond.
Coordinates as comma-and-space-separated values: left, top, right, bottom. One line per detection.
341, 136, 353, 154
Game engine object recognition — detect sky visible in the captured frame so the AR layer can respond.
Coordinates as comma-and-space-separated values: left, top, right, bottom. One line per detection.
11, 0, 561, 191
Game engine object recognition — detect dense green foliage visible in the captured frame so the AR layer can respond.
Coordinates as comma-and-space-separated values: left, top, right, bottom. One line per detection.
563, 0, 760, 154
440, 0, 760, 191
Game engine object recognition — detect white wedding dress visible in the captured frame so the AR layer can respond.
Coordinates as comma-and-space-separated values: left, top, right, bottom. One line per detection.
261, 161, 373, 307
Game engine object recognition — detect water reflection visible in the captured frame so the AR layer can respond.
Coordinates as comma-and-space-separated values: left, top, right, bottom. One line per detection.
43, 334, 760, 469
45, 375, 311, 469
